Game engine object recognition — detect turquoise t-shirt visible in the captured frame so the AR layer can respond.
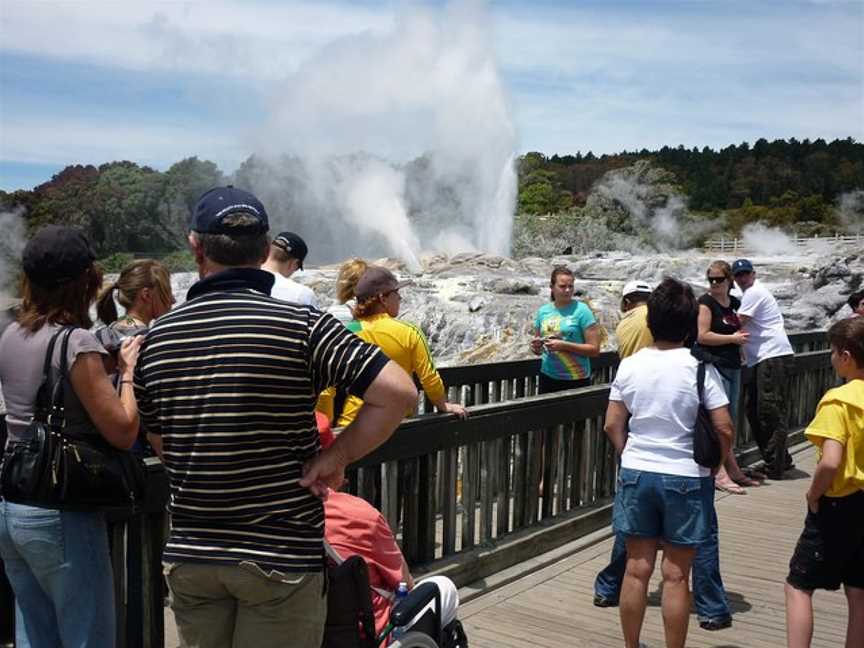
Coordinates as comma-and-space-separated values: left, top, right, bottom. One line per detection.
533, 301, 597, 380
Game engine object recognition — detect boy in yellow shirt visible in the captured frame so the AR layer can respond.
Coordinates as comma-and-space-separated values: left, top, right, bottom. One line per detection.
785, 317, 864, 648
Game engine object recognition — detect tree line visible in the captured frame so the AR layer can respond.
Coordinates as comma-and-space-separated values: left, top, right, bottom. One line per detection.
1, 137, 862, 267
517, 137, 864, 232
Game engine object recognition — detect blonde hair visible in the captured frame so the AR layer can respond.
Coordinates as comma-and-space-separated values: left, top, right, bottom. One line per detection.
96, 259, 172, 325
336, 258, 368, 304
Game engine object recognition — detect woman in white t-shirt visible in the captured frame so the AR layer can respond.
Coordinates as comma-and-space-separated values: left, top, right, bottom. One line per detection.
604, 277, 734, 648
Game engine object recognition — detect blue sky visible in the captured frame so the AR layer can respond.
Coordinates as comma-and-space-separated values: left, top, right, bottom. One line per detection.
1, 0, 862, 191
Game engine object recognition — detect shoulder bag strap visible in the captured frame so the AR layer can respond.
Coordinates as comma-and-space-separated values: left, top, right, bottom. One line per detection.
696, 362, 706, 405
46, 327, 75, 426
34, 327, 68, 420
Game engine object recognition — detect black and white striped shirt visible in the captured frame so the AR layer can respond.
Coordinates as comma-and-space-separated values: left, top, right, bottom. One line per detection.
134, 268, 388, 573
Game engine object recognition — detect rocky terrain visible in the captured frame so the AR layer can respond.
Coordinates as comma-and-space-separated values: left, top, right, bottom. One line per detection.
168, 242, 862, 366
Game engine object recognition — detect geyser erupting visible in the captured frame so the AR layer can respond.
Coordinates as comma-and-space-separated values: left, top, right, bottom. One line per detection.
245, 0, 517, 269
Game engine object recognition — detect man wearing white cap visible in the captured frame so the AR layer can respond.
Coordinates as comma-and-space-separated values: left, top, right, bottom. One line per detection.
594, 280, 655, 611
616, 280, 654, 359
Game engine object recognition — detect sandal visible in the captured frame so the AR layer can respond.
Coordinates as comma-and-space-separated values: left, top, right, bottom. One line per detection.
715, 480, 746, 495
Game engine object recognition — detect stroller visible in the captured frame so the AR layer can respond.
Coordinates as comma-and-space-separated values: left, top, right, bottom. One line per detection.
322, 554, 468, 648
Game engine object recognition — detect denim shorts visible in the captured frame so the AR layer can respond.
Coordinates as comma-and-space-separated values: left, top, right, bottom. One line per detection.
613, 468, 714, 546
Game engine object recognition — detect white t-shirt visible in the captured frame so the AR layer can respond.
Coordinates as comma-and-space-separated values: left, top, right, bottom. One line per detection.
267, 271, 318, 308
738, 280, 793, 367
609, 347, 729, 478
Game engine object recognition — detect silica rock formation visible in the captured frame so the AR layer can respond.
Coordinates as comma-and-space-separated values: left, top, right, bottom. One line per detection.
165, 245, 860, 365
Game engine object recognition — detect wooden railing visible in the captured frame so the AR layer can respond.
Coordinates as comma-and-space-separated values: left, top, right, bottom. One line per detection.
703, 232, 862, 253
346, 332, 835, 588
103, 330, 833, 648
423, 330, 828, 412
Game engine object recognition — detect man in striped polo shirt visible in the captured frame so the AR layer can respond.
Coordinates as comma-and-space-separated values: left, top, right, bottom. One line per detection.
134, 186, 418, 648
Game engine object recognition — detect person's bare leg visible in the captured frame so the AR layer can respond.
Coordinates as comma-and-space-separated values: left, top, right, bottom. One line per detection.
659, 544, 695, 648
620, 537, 659, 648
845, 586, 864, 648
785, 582, 814, 648
725, 448, 762, 486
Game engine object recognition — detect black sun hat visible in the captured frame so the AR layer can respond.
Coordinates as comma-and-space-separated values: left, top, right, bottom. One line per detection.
22, 225, 96, 287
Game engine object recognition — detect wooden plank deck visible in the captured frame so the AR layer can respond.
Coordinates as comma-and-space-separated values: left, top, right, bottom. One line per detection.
460, 445, 848, 648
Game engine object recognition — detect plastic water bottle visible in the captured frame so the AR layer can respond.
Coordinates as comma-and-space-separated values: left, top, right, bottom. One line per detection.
391, 581, 410, 641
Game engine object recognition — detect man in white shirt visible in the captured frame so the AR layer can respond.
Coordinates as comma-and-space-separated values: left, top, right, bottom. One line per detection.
732, 258, 796, 479
262, 231, 319, 307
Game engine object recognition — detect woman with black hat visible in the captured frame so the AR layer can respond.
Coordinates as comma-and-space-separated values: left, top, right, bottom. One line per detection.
0, 225, 142, 648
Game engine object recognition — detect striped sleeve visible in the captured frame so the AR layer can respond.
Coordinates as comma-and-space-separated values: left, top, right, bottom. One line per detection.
308, 310, 389, 399
133, 337, 161, 436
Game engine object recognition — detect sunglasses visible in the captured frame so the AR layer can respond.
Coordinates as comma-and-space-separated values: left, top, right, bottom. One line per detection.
707, 276, 727, 285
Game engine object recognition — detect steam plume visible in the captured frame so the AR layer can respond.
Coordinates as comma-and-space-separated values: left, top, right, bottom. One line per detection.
740, 222, 797, 255
0, 207, 27, 291
242, 0, 516, 269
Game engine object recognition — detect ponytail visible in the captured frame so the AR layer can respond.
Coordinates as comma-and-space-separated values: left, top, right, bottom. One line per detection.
96, 282, 119, 325
336, 258, 368, 304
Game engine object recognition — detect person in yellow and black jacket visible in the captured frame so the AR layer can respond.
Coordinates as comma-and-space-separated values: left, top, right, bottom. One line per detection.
319, 261, 468, 426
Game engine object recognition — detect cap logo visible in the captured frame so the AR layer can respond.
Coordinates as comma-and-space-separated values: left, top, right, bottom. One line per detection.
214, 203, 261, 220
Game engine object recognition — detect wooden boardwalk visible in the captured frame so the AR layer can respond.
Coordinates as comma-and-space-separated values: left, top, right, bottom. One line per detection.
460, 445, 849, 648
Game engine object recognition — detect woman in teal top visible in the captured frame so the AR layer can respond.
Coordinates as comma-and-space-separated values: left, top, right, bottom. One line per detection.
531, 266, 601, 393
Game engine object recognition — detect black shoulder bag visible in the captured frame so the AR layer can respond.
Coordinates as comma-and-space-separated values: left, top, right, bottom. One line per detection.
693, 362, 723, 469
0, 327, 146, 513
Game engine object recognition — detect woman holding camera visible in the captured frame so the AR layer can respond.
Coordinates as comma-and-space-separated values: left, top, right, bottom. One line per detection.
530, 266, 600, 393
0, 226, 142, 648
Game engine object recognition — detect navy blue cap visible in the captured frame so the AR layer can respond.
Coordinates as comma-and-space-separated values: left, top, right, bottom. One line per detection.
191, 186, 269, 235
731, 259, 754, 275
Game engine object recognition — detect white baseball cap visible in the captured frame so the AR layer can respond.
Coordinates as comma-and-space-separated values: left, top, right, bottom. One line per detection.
622, 280, 653, 297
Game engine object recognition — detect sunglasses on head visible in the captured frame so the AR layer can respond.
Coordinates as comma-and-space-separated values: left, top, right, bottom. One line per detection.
707, 276, 727, 285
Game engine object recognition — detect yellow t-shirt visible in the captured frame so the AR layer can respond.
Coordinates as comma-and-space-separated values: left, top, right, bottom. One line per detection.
804, 379, 864, 498
318, 313, 445, 427
615, 304, 654, 359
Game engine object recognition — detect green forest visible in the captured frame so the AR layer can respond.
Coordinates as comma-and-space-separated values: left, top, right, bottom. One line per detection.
1, 137, 862, 272
517, 137, 864, 232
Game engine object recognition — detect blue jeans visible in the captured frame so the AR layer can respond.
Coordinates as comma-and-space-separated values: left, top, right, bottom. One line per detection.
716, 367, 741, 429
0, 500, 115, 648
595, 509, 730, 621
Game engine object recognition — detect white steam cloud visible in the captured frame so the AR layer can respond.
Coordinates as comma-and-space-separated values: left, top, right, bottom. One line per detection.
242, 0, 517, 269
0, 207, 28, 291
585, 162, 717, 252
740, 222, 798, 255
838, 189, 864, 233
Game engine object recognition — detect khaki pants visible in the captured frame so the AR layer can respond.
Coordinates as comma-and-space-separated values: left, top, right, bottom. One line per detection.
165, 562, 326, 648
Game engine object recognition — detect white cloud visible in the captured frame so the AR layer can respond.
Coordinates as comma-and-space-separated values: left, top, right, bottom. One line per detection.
0, 115, 248, 172
1, 1, 392, 79
0, 0, 861, 175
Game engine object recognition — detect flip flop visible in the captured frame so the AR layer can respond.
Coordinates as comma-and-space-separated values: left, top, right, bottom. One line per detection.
715, 480, 746, 495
